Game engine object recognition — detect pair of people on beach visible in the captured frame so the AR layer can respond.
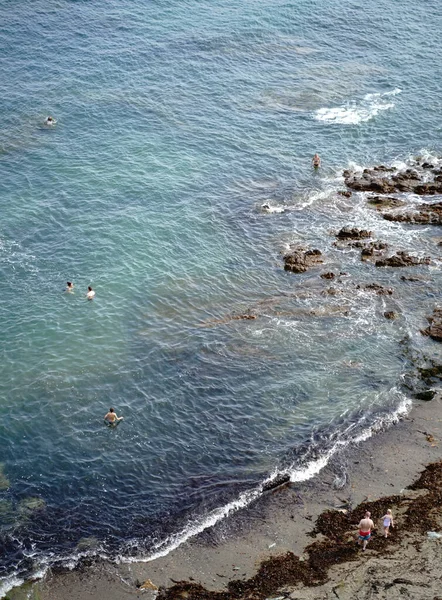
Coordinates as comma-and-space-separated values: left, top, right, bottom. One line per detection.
357, 510, 394, 550
66, 282, 95, 300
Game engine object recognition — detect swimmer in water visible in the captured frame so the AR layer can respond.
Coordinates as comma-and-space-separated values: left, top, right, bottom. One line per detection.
45, 116, 56, 125
65, 281, 74, 293
312, 153, 321, 168
86, 286, 95, 300
104, 408, 124, 426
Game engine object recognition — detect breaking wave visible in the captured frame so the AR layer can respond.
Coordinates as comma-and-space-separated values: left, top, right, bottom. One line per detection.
314, 89, 401, 125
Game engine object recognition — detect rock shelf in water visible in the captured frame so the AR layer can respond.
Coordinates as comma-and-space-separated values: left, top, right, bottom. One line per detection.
344, 160, 442, 195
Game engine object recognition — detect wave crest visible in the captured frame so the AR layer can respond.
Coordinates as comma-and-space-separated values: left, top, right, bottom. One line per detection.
314, 89, 401, 125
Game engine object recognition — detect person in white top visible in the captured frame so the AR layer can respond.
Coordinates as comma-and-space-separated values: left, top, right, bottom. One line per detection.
86, 286, 95, 300
382, 509, 394, 538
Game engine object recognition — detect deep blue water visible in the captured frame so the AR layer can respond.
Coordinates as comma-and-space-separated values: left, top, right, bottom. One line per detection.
1, 0, 442, 593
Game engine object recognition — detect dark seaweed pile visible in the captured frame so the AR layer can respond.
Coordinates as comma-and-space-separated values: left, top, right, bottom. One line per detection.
157, 461, 442, 600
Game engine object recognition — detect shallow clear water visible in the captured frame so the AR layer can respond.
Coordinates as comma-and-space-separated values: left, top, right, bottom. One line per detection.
1, 0, 442, 590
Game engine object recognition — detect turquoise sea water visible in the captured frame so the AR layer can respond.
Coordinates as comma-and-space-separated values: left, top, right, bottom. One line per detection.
1, 0, 442, 592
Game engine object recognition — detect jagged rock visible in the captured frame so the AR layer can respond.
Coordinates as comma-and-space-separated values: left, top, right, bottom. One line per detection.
356, 283, 393, 295
383, 201, 442, 225
375, 251, 430, 268
359, 241, 389, 259
320, 272, 335, 279
422, 308, 442, 341
384, 311, 397, 320
367, 195, 406, 209
344, 162, 442, 195
283, 248, 323, 273
336, 227, 371, 240
337, 190, 352, 197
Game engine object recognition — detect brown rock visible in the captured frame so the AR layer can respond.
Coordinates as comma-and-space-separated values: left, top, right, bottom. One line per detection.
283, 248, 323, 273
375, 251, 430, 268
336, 227, 371, 240
384, 311, 397, 320
367, 195, 406, 209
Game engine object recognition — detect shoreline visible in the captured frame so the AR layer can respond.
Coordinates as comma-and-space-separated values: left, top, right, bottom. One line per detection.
7, 392, 442, 600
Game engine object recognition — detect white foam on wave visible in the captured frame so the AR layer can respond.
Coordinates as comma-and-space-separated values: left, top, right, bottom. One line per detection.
286, 389, 411, 482
0, 566, 48, 599
0, 575, 25, 599
314, 89, 401, 125
0, 393, 412, 591
118, 389, 411, 566
120, 486, 263, 564
261, 202, 287, 213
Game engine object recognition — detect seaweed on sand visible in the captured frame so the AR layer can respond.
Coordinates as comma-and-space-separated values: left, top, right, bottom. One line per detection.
158, 462, 442, 600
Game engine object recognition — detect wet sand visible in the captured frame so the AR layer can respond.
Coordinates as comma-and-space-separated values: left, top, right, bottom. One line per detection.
8, 394, 442, 600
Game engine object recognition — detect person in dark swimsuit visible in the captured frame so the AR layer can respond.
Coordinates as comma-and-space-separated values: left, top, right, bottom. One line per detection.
104, 408, 124, 427
312, 153, 321, 168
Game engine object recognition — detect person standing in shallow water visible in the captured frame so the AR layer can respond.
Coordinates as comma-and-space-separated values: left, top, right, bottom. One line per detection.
104, 408, 124, 426
312, 153, 321, 168
357, 511, 374, 551
86, 286, 95, 300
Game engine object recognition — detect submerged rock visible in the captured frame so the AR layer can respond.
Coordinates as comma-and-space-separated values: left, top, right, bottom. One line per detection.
18, 496, 46, 515
367, 195, 406, 209
375, 251, 430, 268
0, 463, 10, 491
0, 499, 15, 527
283, 248, 323, 273
320, 272, 335, 279
76, 536, 99, 551
356, 283, 393, 295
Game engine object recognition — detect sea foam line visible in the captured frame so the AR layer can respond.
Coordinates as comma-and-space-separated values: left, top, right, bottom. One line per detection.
0, 393, 412, 597
314, 88, 401, 125
121, 390, 411, 565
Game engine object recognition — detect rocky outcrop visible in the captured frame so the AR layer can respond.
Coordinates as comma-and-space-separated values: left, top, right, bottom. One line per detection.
344, 160, 442, 196
422, 308, 442, 341
336, 227, 371, 240
360, 241, 388, 258
384, 311, 397, 320
375, 251, 430, 268
283, 248, 323, 273
367, 195, 406, 209
382, 201, 442, 225
356, 283, 393, 295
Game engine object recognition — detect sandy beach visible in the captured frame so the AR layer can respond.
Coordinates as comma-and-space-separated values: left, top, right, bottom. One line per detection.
6, 393, 442, 600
